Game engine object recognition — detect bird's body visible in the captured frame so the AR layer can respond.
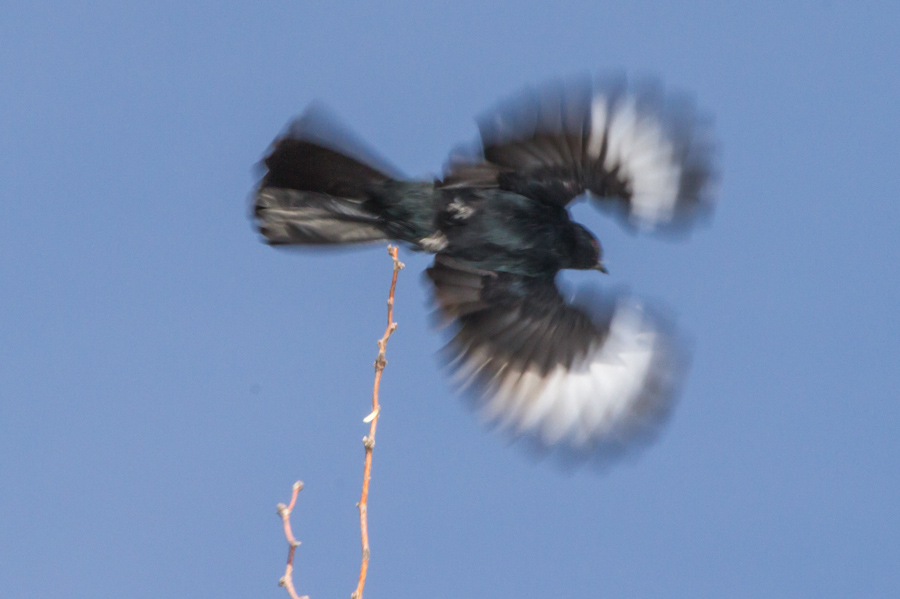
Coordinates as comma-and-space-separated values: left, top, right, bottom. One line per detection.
434, 188, 594, 275
259, 167, 594, 276
254, 76, 716, 458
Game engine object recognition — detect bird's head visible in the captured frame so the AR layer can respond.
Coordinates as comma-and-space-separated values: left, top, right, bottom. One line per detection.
571, 223, 608, 273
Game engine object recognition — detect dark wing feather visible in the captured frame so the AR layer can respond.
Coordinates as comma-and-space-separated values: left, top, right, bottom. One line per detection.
442, 75, 717, 232
426, 255, 682, 453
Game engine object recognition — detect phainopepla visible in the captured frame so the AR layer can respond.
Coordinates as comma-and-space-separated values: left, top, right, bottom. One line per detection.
254, 75, 716, 458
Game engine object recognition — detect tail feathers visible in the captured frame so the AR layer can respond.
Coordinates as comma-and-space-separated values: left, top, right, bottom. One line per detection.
262, 140, 392, 201
259, 104, 402, 200
255, 105, 403, 245
255, 188, 388, 245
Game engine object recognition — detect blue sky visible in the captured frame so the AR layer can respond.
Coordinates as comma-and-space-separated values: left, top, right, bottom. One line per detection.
2, 1, 899, 598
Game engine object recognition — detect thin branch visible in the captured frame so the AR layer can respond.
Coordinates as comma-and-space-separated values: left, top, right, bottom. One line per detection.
277, 481, 308, 599
352, 245, 404, 599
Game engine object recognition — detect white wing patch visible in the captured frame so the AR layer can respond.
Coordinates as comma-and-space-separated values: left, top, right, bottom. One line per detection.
463, 300, 675, 451
589, 96, 682, 229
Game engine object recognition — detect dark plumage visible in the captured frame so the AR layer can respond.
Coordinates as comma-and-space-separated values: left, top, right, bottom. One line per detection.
253, 76, 716, 456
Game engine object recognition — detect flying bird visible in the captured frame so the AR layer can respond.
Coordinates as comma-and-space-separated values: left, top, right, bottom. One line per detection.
253, 75, 716, 458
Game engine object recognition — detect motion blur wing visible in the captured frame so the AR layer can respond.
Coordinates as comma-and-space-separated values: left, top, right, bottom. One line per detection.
443, 75, 717, 232
426, 255, 683, 455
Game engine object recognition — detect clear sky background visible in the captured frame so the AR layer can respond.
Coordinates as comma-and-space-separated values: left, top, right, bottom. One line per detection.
2, 1, 899, 598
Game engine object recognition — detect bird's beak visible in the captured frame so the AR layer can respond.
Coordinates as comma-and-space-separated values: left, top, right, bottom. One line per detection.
594, 262, 609, 274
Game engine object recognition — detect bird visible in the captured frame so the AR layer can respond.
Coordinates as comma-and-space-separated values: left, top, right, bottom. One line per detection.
253, 74, 716, 460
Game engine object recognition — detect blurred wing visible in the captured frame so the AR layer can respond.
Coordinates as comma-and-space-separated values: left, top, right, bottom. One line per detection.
442, 75, 717, 232
426, 255, 682, 454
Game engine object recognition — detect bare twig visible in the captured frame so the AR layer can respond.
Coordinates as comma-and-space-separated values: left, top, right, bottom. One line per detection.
277, 481, 308, 599
275, 246, 403, 599
352, 245, 404, 599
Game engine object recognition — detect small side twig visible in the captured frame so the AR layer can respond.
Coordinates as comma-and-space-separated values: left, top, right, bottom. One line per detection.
277, 481, 308, 599
352, 245, 404, 599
